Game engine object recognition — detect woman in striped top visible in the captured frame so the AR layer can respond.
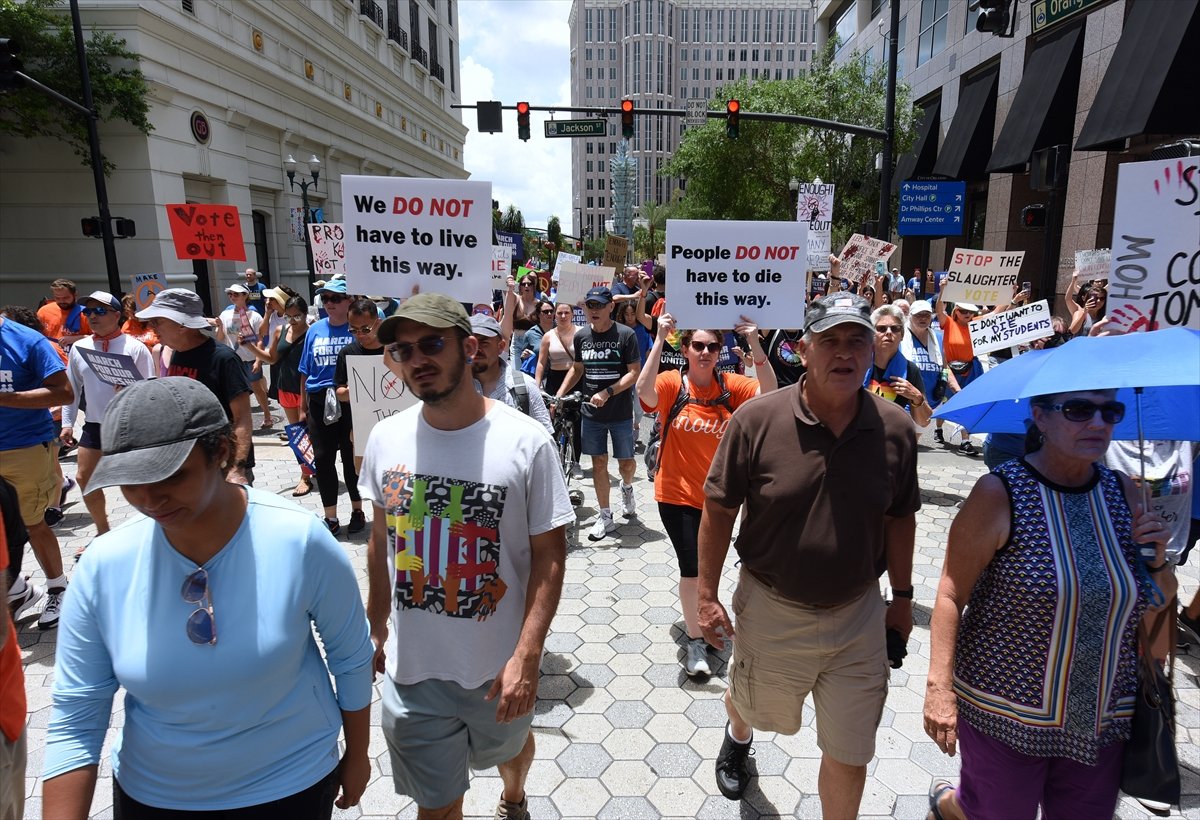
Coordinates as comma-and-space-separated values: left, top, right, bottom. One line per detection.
923, 389, 1176, 820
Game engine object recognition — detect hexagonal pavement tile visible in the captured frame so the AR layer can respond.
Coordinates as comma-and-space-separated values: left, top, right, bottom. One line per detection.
611, 614, 651, 635
613, 583, 650, 599
560, 712, 616, 744
577, 623, 619, 644
565, 686, 615, 715
742, 774, 801, 816
549, 776, 612, 817
533, 699, 575, 728
613, 598, 649, 616
646, 742, 702, 778
645, 712, 698, 743
607, 652, 652, 677
570, 662, 617, 688
643, 686, 695, 714
572, 641, 617, 665
695, 794, 749, 819
643, 606, 683, 625
604, 699, 655, 729
581, 606, 619, 625
646, 775, 708, 817
607, 674, 653, 700
608, 633, 651, 654
543, 632, 583, 654
538, 674, 578, 701
603, 727, 657, 761
597, 795, 661, 819
684, 697, 732, 728
554, 742, 614, 778
600, 758, 659, 797
642, 662, 689, 689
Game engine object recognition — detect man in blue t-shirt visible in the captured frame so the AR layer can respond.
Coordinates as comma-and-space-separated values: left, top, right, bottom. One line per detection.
242, 268, 268, 315
0, 316, 74, 630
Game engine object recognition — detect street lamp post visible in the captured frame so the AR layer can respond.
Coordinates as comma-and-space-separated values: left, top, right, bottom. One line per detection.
285, 154, 321, 300
789, 177, 800, 219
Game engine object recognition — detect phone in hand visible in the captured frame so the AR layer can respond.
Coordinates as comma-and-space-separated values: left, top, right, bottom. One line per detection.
1019, 281, 1032, 295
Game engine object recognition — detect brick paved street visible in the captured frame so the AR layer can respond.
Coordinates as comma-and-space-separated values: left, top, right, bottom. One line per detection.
13, 414, 1200, 819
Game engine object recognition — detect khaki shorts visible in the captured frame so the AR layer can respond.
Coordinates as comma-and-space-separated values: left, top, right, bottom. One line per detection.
728, 569, 889, 766
0, 443, 58, 527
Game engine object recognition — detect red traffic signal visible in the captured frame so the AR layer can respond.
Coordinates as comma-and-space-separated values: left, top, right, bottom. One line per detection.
516, 101, 531, 141
726, 99, 740, 139
1020, 204, 1046, 230
81, 217, 102, 238
621, 99, 634, 140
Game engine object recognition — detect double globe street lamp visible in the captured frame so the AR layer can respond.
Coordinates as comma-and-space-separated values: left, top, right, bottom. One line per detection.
285, 154, 321, 299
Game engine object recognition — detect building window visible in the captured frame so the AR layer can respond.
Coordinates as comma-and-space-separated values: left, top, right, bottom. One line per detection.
764, 10, 772, 42
717, 9, 724, 41
741, 10, 749, 42
449, 41, 455, 90
587, 197, 594, 208
586, 9, 593, 41
181, 0, 195, 13
833, 2, 856, 54
599, 178, 605, 190
917, 0, 948, 66
447, 0, 453, 28
752, 49, 759, 61
871, 0, 884, 18
788, 10, 796, 42
587, 141, 594, 154
409, 0, 421, 49
609, 9, 617, 41
716, 67, 723, 80
679, 7, 685, 40
587, 178, 594, 190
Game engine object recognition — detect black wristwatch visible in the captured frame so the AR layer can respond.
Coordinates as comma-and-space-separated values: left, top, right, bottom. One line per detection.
605, 386, 615, 397
891, 586, 914, 600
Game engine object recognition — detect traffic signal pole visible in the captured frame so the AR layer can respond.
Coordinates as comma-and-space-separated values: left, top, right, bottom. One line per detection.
877, 0, 900, 241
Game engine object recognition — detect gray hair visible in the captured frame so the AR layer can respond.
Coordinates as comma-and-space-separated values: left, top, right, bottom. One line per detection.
870, 304, 905, 327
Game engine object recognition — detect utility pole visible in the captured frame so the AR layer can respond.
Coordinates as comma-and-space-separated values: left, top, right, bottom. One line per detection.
877, 0, 900, 242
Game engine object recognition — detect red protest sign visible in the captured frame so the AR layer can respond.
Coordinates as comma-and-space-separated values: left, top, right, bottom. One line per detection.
165, 204, 247, 261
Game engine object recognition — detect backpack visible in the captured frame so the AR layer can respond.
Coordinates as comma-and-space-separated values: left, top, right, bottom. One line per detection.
644, 370, 733, 481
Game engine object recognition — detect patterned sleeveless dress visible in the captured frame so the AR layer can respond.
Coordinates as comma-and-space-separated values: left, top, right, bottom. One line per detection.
953, 458, 1150, 765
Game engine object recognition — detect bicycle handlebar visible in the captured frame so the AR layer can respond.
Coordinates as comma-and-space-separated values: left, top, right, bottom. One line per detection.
542, 391, 585, 406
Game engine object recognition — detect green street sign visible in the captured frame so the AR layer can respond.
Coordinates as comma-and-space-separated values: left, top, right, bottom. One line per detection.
544, 119, 608, 138
1030, 0, 1112, 34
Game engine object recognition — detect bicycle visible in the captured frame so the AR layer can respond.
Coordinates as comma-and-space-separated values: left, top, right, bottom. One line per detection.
543, 391, 585, 509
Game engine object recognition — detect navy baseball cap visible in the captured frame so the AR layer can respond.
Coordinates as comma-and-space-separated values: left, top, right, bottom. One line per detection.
584, 287, 613, 306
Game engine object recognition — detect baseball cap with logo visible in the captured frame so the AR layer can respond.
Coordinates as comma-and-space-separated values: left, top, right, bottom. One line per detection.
87, 377, 230, 491
377, 292, 472, 345
803, 293, 874, 335
135, 288, 211, 329
82, 291, 121, 311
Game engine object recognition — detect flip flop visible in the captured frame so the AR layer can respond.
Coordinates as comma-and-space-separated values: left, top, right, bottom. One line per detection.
292, 479, 313, 497
928, 779, 955, 820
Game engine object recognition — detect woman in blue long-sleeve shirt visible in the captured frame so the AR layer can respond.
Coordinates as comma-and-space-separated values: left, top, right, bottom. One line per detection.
42, 377, 374, 818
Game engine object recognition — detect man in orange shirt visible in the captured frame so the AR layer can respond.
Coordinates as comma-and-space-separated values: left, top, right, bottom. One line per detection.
0, 500, 28, 820
36, 278, 90, 347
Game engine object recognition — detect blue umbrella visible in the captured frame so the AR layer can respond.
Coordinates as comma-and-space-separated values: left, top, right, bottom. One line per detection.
932, 327, 1200, 441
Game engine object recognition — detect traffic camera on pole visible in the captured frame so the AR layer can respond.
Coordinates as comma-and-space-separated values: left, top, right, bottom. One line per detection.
726, 99, 740, 140
516, 101, 531, 141
620, 99, 635, 139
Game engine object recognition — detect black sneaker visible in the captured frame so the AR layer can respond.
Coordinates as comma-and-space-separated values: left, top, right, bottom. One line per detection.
44, 506, 64, 527
348, 509, 367, 534
715, 725, 754, 800
1180, 607, 1200, 647
324, 518, 341, 536
933, 429, 946, 445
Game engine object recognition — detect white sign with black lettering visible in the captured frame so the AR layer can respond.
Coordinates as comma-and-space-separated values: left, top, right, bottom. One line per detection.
555, 262, 616, 307
347, 355, 420, 456
796, 182, 835, 271
969, 300, 1053, 354
941, 249, 1025, 306
491, 246, 510, 291
76, 347, 145, 387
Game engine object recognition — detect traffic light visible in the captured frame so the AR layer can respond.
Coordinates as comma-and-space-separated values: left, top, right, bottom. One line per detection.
621, 99, 634, 140
81, 217, 102, 238
1020, 204, 1046, 230
726, 99, 740, 140
976, 1, 1014, 36
0, 38, 21, 92
516, 101, 530, 141
114, 218, 136, 238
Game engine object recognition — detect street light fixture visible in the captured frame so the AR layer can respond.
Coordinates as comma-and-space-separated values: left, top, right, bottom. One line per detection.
285, 154, 321, 298
789, 177, 800, 218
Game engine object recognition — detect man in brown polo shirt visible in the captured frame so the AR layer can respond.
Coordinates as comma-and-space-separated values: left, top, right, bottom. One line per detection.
697, 292, 920, 816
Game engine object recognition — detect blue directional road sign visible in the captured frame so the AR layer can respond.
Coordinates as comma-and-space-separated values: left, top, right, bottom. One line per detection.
898, 180, 967, 236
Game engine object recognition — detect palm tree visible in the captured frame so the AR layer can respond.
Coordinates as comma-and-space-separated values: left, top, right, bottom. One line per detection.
636, 196, 677, 260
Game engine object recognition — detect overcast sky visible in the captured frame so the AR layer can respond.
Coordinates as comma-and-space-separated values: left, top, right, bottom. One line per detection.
458, 0, 574, 232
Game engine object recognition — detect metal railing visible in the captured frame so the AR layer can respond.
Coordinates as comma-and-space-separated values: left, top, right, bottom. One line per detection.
386, 21, 408, 51
412, 43, 428, 68
358, 0, 384, 29
430, 61, 445, 83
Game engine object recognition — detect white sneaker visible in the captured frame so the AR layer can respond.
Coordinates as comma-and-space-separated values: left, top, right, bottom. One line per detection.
8, 578, 44, 623
38, 587, 66, 631
685, 638, 711, 677
570, 460, 583, 479
621, 483, 636, 518
1134, 797, 1172, 816
587, 510, 617, 541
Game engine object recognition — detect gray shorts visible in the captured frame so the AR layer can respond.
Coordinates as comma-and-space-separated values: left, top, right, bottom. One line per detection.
380, 676, 533, 809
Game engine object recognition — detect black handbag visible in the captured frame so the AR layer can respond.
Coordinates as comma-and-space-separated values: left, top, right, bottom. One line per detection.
1120, 608, 1180, 807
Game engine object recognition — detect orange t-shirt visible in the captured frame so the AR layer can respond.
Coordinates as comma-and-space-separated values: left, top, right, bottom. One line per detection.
0, 507, 26, 742
942, 318, 975, 362
37, 302, 91, 341
643, 369, 759, 508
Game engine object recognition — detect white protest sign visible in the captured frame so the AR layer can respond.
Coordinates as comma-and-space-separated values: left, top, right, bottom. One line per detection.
342, 176, 491, 302
665, 219, 808, 330
491, 246, 510, 291
130, 272, 168, 311
969, 300, 1053, 354
796, 182, 835, 272
941, 249, 1025, 306
555, 262, 616, 306
837, 233, 896, 283
553, 251, 581, 280
76, 347, 145, 387
1107, 156, 1200, 330
347, 355, 420, 456
308, 223, 346, 279
1074, 248, 1110, 282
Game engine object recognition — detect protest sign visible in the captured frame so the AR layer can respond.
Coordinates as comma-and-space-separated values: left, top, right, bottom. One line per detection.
342, 176, 491, 302
491, 246, 510, 290
284, 422, 316, 474
969, 300, 1053, 354
556, 262, 616, 306
940, 249, 1024, 306
495, 230, 524, 263
165, 204, 246, 261
796, 182, 835, 272
1075, 248, 1110, 282
553, 251, 581, 280
1107, 156, 1200, 330
837, 234, 896, 283
603, 234, 629, 268
308, 223, 346, 279
665, 219, 808, 330
76, 347, 145, 387
347, 355, 420, 456
130, 272, 167, 310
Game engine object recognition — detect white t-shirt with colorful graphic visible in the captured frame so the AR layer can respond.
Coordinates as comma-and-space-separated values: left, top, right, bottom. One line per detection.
358, 401, 574, 688
1106, 439, 1195, 559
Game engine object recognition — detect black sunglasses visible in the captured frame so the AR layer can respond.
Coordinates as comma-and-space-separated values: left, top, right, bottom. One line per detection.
540, 308, 554, 314
689, 341, 722, 353
387, 334, 448, 362
585, 301, 607, 310
322, 294, 348, 304
874, 324, 903, 335
182, 568, 216, 646
82, 306, 115, 317
1042, 399, 1126, 424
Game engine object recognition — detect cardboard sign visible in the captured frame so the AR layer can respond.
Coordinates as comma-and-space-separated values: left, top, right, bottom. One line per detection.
941, 249, 1025, 306
491, 246, 510, 290
130, 272, 168, 311
969, 300, 1053, 354
796, 182, 835, 272
837, 234, 896, 283
308, 223, 346, 279
553, 251, 581, 279
342, 176, 492, 302
665, 219, 808, 330
165, 204, 247, 261
347, 355, 420, 456
1075, 248, 1110, 283
76, 347, 146, 387
1107, 157, 1200, 330
555, 262, 616, 306
603, 234, 629, 269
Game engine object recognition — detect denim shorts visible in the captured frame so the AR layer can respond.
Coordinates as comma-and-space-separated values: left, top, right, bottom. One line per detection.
241, 358, 263, 383
581, 416, 635, 459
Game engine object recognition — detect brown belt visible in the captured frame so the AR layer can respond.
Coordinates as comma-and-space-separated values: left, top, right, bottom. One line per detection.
745, 568, 848, 609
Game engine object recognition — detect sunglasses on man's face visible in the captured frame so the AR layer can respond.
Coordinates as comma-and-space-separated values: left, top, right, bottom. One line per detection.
387, 334, 449, 363
349, 324, 377, 335
322, 295, 347, 304
182, 568, 216, 646
82, 306, 115, 317
688, 341, 722, 354
1041, 399, 1126, 425
585, 301, 607, 310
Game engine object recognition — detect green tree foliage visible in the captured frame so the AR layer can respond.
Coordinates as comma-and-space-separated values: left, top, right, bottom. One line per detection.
663, 43, 918, 247
545, 215, 562, 270
499, 204, 525, 234
0, 0, 152, 172
635, 196, 678, 260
